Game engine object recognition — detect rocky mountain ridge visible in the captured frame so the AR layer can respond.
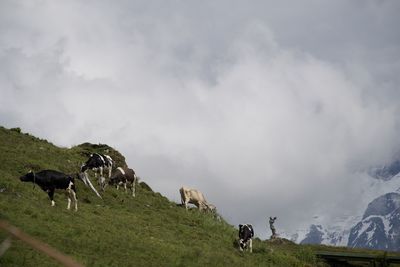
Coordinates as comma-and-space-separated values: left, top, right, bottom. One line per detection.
298, 159, 400, 251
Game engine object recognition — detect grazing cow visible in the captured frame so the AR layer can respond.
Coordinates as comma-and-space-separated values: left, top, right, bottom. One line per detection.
20, 170, 78, 211
179, 186, 216, 212
80, 153, 113, 178
238, 224, 254, 252
108, 167, 137, 197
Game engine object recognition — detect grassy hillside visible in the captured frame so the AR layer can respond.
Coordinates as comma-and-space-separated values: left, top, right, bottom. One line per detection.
0, 126, 394, 266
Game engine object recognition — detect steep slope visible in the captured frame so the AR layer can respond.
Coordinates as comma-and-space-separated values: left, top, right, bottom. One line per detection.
0, 126, 319, 267
348, 193, 400, 251
301, 225, 324, 245
369, 156, 400, 181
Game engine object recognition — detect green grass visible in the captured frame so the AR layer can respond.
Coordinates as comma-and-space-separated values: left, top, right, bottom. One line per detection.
0, 126, 396, 266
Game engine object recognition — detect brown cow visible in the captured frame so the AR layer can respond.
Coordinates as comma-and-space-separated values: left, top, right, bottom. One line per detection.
109, 167, 137, 197
179, 186, 216, 212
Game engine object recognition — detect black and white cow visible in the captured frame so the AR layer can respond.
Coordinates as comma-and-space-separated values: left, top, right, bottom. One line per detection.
238, 224, 254, 252
80, 153, 113, 189
20, 170, 78, 211
81, 153, 113, 177
108, 167, 137, 197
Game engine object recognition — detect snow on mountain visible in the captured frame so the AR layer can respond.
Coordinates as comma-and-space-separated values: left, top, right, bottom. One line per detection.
348, 193, 400, 251
295, 171, 400, 250
363, 192, 400, 219
299, 215, 360, 246
281, 229, 309, 244
348, 216, 388, 249
369, 160, 400, 181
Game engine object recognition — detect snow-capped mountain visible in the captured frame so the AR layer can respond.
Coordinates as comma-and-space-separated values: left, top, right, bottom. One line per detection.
300, 225, 347, 246
369, 159, 400, 181
298, 215, 360, 247
348, 192, 400, 251
297, 160, 400, 251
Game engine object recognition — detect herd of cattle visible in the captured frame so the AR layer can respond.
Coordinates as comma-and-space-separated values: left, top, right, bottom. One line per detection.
19, 152, 255, 252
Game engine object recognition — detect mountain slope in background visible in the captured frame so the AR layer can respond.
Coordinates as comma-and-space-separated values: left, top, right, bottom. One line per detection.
300, 224, 352, 247
299, 159, 400, 251
369, 157, 400, 181
348, 192, 400, 251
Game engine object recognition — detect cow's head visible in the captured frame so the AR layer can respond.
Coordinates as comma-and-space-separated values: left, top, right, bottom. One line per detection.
80, 164, 88, 173
76, 172, 87, 184
238, 224, 253, 243
108, 176, 118, 186
205, 203, 217, 213
20, 171, 34, 182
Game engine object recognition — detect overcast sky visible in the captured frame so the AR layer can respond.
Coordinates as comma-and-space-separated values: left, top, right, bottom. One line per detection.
1, 0, 400, 238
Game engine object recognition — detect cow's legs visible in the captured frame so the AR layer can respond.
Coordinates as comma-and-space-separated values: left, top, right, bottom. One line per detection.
248, 239, 252, 253
47, 190, 55, 206
94, 167, 103, 178
67, 195, 71, 210
238, 240, 244, 251
66, 182, 72, 210
71, 190, 78, 211
131, 180, 136, 197
66, 192, 76, 211
101, 180, 107, 191
108, 167, 112, 178
98, 176, 106, 191
124, 182, 127, 193
180, 190, 189, 210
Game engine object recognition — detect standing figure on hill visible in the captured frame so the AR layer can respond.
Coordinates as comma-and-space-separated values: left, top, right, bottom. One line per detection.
269, 216, 277, 239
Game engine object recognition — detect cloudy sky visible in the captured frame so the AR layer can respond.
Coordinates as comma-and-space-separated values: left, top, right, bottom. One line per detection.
1, 0, 400, 238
